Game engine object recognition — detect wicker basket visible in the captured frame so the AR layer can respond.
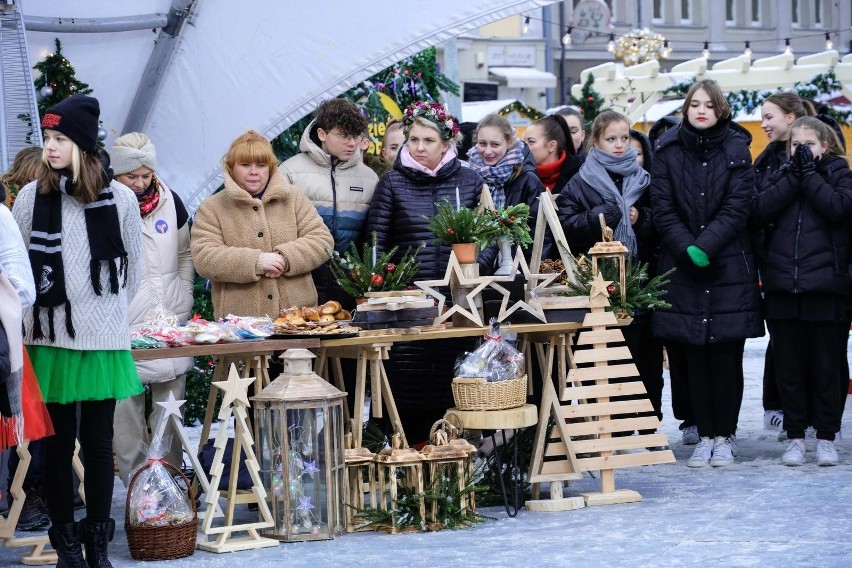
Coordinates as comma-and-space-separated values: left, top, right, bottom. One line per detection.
451, 375, 527, 411
125, 460, 198, 561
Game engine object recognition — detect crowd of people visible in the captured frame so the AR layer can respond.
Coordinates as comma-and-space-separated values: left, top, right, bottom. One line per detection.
0, 82, 850, 566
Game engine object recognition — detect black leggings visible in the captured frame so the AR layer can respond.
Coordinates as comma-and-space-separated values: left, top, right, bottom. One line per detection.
43, 399, 116, 525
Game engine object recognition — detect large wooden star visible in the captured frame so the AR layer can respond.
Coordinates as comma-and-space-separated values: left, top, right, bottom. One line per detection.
415, 251, 491, 326
212, 364, 255, 419
487, 253, 560, 323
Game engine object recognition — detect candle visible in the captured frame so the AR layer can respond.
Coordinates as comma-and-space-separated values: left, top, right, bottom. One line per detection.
372, 246, 377, 267
455, 186, 460, 211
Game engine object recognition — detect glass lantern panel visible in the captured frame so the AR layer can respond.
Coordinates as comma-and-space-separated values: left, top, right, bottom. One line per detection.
284, 405, 330, 538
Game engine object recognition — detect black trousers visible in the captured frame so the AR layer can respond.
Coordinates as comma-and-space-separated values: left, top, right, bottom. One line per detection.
681, 340, 743, 439
768, 319, 847, 441
7, 439, 44, 492
762, 340, 783, 411
43, 399, 116, 525
665, 342, 694, 428
619, 317, 664, 430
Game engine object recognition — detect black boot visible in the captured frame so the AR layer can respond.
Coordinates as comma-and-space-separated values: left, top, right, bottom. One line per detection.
76, 518, 115, 568
47, 522, 87, 568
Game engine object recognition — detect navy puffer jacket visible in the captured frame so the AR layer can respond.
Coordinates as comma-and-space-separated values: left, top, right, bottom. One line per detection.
650, 118, 764, 344
753, 154, 852, 295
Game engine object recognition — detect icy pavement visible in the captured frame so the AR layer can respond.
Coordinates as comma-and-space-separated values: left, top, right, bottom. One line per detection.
3, 333, 852, 567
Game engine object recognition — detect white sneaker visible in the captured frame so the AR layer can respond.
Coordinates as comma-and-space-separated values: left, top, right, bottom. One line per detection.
764, 410, 784, 431
816, 439, 839, 466
729, 434, 739, 457
782, 439, 805, 466
687, 437, 714, 468
682, 425, 700, 445
777, 430, 788, 442
710, 436, 734, 467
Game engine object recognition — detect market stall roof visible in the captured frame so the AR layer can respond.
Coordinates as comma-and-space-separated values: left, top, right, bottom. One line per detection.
461, 99, 520, 123
18, 0, 558, 212
489, 66, 557, 88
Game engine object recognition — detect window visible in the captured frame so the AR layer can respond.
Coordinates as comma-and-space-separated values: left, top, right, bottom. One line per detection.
815, 0, 822, 27
751, 0, 760, 25
604, 0, 616, 21
792, 0, 799, 27
653, 0, 663, 23
726, 0, 735, 25
681, 0, 692, 23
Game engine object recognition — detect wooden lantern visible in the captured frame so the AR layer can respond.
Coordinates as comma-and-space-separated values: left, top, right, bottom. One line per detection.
588, 214, 628, 308
373, 433, 426, 534
343, 431, 377, 532
251, 349, 347, 542
420, 420, 478, 523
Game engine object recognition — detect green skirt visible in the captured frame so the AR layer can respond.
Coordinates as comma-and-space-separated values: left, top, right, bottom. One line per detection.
28, 345, 144, 404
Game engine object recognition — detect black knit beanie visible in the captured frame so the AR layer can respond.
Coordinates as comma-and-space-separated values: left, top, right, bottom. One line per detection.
41, 94, 100, 152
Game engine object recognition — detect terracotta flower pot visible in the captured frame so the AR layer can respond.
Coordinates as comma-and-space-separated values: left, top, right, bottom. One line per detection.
451, 242, 479, 264
355, 298, 368, 306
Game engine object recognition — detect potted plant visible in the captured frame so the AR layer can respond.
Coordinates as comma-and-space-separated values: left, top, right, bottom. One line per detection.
329, 232, 422, 302
425, 197, 493, 264
486, 203, 533, 275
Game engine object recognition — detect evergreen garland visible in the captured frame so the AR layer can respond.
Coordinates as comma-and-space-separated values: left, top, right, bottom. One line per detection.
183, 271, 216, 426
569, 73, 605, 133
329, 232, 422, 299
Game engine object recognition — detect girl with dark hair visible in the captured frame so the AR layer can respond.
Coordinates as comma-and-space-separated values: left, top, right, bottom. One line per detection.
753, 116, 852, 466
523, 113, 583, 194
651, 79, 763, 468
12, 94, 144, 567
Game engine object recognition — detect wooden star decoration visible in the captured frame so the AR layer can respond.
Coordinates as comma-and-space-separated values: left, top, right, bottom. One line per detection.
487, 252, 560, 323
588, 272, 613, 309
212, 364, 255, 419
415, 251, 490, 325
152, 390, 186, 440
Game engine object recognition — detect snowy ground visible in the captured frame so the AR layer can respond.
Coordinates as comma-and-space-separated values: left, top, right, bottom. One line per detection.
3, 333, 852, 567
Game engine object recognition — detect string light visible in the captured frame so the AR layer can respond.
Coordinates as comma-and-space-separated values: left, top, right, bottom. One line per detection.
662, 39, 671, 58
613, 29, 669, 66
607, 33, 616, 53
784, 37, 792, 55
522, 16, 529, 35
562, 26, 572, 45
702, 41, 710, 59
825, 32, 833, 50
743, 40, 752, 58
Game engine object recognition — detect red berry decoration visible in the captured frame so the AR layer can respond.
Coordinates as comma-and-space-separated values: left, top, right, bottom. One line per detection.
370, 273, 385, 287
606, 284, 617, 296
385, 263, 396, 273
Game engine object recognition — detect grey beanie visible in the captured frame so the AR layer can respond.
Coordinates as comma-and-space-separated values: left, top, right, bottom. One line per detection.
111, 132, 157, 175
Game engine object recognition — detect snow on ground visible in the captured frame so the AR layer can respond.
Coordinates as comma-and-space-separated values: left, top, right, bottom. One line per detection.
3, 334, 852, 567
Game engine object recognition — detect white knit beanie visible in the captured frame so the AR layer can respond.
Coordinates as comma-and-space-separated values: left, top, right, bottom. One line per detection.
111, 132, 157, 175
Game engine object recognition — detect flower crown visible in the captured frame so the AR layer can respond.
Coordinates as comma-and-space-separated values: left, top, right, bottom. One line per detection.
402, 101, 460, 141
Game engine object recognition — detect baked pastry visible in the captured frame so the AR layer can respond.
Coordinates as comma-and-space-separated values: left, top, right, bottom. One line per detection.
302, 307, 321, 322
320, 300, 342, 315
334, 309, 352, 320
318, 314, 336, 323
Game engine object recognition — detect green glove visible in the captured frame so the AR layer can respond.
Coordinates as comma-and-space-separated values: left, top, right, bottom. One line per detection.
686, 245, 710, 268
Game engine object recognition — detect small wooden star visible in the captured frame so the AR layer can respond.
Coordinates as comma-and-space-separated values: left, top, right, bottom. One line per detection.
588, 272, 613, 308
212, 364, 255, 418
152, 390, 186, 440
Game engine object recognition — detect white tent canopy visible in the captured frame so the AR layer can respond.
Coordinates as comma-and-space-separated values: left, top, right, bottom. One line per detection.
19, 0, 557, 212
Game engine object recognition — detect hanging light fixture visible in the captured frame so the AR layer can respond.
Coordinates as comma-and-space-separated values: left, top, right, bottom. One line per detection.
562, 26, 572, 45
784, 37, 792, 55
702, 41, 710, 59
825, 32, 833, 50
523, 16, 530, 34
607, 33, 616, 53
743, 40, 752, 58
662, 39, 671, 58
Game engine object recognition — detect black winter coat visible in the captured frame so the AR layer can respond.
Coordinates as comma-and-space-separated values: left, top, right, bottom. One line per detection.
555, 166, 655, 263
366, 153, 484, 417
753, 154, 852, 296
551, 152, 585, 195
479, 146, 544, 271
650, 119, 763, 345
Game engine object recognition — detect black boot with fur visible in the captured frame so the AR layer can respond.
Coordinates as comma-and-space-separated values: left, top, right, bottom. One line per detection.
47, 522, 87, 568
76, 518, 115, 568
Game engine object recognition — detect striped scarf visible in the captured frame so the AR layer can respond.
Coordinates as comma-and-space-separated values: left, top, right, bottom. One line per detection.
28, 177, 128, 341
467, 140, 526, 209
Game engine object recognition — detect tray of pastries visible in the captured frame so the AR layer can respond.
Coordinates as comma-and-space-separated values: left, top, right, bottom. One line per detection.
271, 301, 360, 337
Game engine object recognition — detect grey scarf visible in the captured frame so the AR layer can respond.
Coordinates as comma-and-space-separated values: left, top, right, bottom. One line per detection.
579, 147, 650, 256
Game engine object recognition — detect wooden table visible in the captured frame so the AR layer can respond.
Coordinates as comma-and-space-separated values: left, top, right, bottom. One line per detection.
316, 322, 582, 449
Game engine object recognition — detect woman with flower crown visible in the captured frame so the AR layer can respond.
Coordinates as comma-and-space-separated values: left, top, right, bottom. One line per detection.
366, 101, 485, 445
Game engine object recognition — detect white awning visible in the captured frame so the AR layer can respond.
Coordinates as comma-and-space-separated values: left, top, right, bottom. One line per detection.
489, 66, 557, 88
461, 99, 519, 123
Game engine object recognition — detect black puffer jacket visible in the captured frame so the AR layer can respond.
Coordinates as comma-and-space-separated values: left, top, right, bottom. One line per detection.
366, 153, 484, 428
555, 161, 655, 263
551, 152, 585, 195
650, 118, 764, 345
753, 154, 852, 295
479, 145, 544, 271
